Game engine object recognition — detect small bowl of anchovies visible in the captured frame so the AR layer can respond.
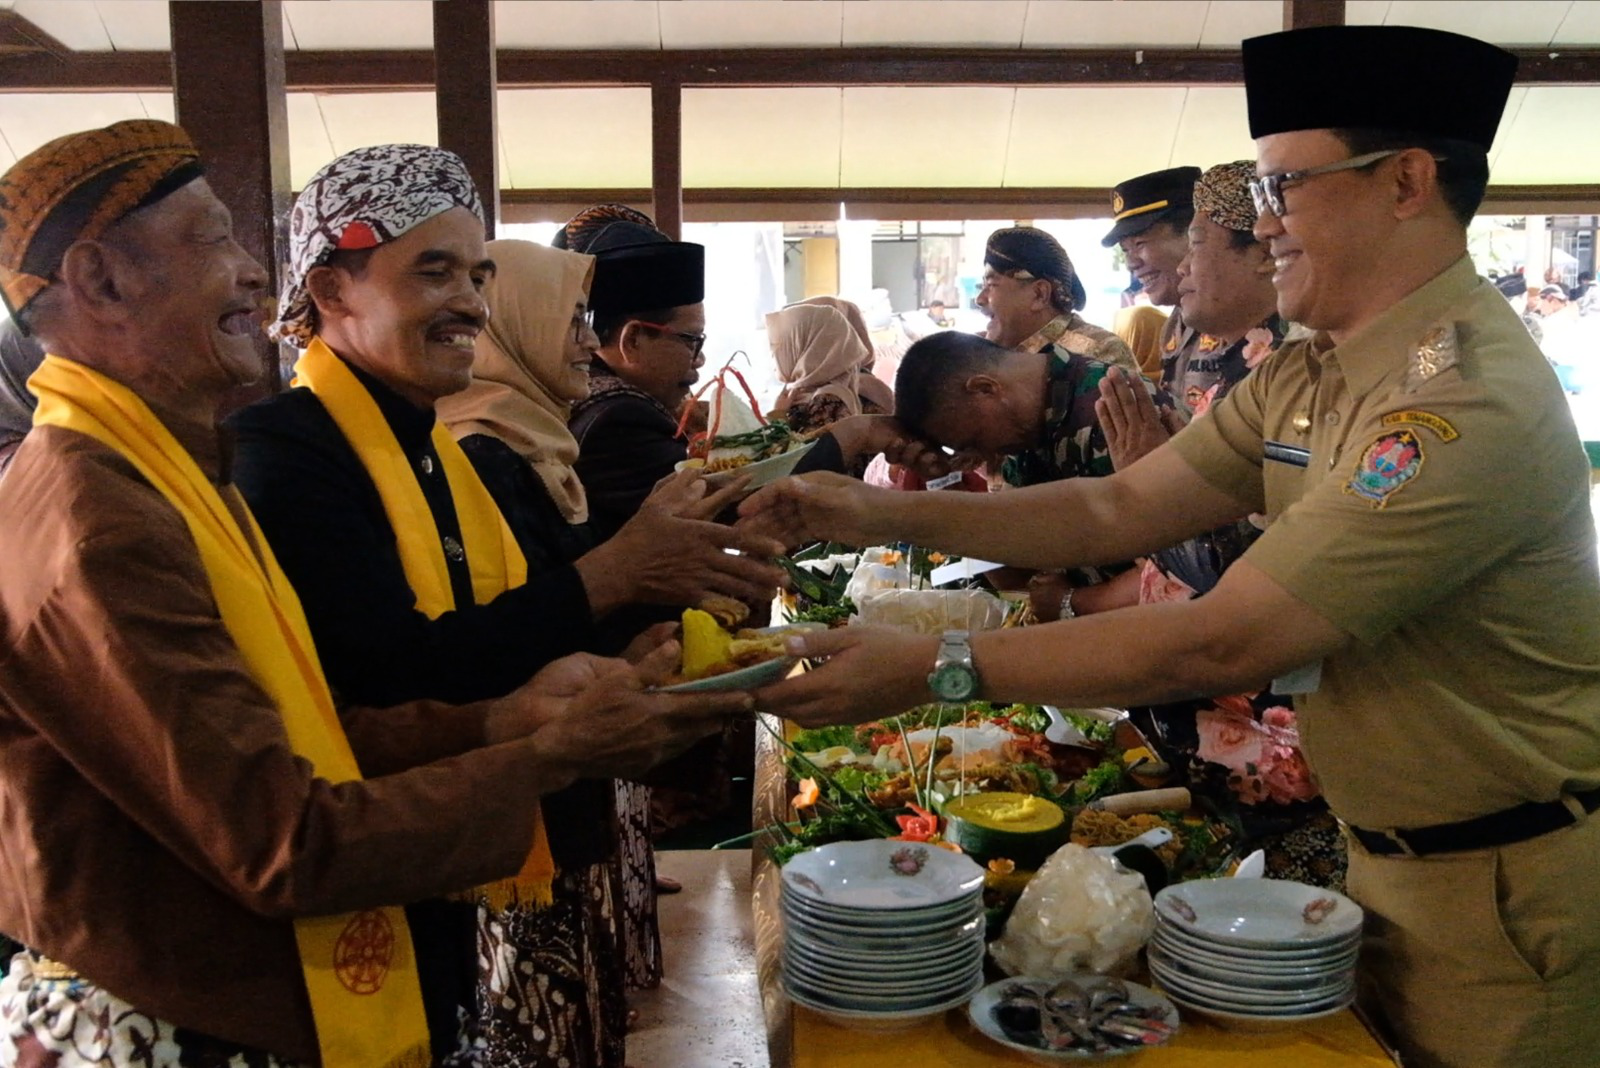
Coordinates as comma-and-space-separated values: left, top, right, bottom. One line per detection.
967, 974, 1180, 1063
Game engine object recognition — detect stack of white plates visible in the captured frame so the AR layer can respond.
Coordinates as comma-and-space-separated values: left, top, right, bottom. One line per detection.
780, 839, 987, 1030
1148, 879, 1363, 1031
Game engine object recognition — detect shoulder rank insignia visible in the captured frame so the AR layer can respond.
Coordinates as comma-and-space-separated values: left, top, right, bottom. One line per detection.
1382, 409, 1459, 442
1402, 322, 1459, 392
1345, 429, 1423, 508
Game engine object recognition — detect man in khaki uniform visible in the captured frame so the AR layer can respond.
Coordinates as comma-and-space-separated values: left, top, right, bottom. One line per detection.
744, 26, 1600, 1068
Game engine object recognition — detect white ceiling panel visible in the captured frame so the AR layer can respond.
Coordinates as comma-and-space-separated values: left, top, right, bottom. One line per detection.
1489, 85, 1600, 184
97, 1, 171, 51
844, 1, 1029, 47
1197, 0, 1282, 47
493, 0, 662, 49
283, 0, 433, 50
0, 93, 150, 157
1352, 0, 1576, 45
1554, 1, 1600, 46
13, 0, 112, 49
315, 90, 437, 157
1005, 86, 1186, 186
1023, 0, 1210, 48
684, 87, 841, 186
841, 86, 1012, 185
138, 92, 174, 122
497, 87, 650, 188
1169, 85, 1254, 170
659, 0, 844, 49
287, 93, 338, 188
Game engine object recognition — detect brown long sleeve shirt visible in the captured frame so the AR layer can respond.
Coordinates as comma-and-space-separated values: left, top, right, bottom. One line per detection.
0, 421, 567, 1062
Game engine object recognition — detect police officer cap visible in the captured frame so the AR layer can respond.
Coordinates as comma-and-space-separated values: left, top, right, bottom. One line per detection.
1242, 26, 1517, 151
985, 226, 1087, 312
585, 221, 706, 314
1100, 166, 1202, 248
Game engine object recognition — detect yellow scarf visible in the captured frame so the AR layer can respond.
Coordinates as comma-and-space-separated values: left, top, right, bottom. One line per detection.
29, 355, 430, 1068
292, 337, 554, 910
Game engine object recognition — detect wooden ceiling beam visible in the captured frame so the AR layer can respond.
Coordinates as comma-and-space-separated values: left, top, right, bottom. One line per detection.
3, 45, 1599, 93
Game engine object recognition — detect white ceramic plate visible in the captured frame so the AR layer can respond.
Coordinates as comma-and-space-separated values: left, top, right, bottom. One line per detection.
1154, 918, 1360, 965
967, 975, 1179, 1063
1154, 879, 1363, 948
1158, 985, 1356, 1032
784, 963, 984, 1012
785, 972, 985, 1032
782, 839, 985, 910
782, 912, 984, 953
782, 946, 983, 997
1148, 935, 1356, 986
784, 920, 985, 967
655, 623, 822, 693
781, 883, 981, 926
1148, 952, 1353, 1008
677, 439, 817, 489
784, 932, 985, 981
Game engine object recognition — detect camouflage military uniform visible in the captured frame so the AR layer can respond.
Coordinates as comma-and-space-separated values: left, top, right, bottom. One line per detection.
1001, 352, 1116, 486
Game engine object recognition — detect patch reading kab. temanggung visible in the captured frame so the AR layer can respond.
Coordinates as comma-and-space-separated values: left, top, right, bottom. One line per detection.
1345, 429, 1423, 508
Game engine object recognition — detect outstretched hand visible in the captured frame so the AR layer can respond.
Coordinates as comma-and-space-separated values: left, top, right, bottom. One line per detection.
753, 624, 936, 727
736, 471, 887, 550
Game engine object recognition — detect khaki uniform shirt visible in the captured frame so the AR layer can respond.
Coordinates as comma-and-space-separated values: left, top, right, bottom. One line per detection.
1169, 256, 1600, 829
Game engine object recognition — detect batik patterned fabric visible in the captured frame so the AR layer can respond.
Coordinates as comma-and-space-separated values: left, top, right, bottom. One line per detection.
0, 956, 306, 1068
271, 144, 483, 346
552, 203, 657, 252
1001, 352, 1116, 487
450, 865, 628, 1068
614, 781, 663, 990
0, 119, 201, 319
1192, 160, 1259, 233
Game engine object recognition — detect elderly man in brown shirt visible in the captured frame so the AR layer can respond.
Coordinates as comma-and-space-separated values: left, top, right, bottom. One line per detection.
0, 121, 750, 1068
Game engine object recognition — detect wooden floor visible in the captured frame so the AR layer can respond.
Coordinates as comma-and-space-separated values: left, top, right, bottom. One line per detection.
628, 849, 769, 1068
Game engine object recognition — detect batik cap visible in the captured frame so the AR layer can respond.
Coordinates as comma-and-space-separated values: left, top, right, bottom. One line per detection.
1243, 26, 1517, 150
1193, 161, 1260, 233
271, 143, 484, 346
553, 202, 656, 252
1101, 166, 1202, 247
0, 119, 203, 325
985, 226, 1087, 312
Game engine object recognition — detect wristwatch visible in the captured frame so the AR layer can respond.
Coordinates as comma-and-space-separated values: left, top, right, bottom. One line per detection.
927, 630, 980, 702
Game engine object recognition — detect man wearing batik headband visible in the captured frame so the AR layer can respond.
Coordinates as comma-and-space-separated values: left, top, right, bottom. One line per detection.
978, 225, 1137, 372
743, 26, 1600, 1067
0, 121, 752, 1068
229, 145, 783, 1058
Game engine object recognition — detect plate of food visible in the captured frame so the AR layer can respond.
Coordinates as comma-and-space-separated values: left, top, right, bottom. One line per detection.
656, 597, 823, 693
677, 423, 815, 489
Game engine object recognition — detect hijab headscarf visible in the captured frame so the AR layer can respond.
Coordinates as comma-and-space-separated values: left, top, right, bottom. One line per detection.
437, 240, 596, 525
786, 296, 895, 413
270, 144, 484, 346
766, 303, 872, 418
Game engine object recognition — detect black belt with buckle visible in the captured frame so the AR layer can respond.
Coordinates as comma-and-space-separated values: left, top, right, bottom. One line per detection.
1348, 786, 1600, 857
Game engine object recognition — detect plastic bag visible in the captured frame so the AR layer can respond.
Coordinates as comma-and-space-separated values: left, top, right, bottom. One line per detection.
842, 547, 912, 603
988, 843, 1155, 980
852, 588, 1010, 634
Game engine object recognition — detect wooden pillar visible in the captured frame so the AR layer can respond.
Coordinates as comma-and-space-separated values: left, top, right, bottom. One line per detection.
170, 0, 290, 397
652, 78, 683, 240
1282, 0, 1345, 30
434, 0, 499, 234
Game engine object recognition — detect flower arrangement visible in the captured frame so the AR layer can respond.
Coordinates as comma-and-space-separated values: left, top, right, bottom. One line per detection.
1195, 696, 1319, 806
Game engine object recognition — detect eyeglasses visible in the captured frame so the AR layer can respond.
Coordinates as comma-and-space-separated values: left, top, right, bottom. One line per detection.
570, 308, 595, 345
633, 319, 707, 358
1249, 150, 1407, 218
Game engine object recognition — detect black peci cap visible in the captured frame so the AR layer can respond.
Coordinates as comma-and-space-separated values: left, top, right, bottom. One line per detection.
1242, 26, 1517, 151
1101, 166, 1202, 247
586, 221, 705, 314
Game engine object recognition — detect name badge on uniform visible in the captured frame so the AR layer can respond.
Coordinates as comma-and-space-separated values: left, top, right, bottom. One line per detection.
1264, 441, 1311, 468
926, 471, 965, 490
1273, 660, 1323, 695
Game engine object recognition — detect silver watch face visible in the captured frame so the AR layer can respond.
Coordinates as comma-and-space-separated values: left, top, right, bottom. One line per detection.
929, 662, 977, 701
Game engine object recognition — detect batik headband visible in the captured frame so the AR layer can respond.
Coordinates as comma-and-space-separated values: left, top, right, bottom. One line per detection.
271, 143, 484, 346
0, 119, 202, 323
1193, 160, 1260, 233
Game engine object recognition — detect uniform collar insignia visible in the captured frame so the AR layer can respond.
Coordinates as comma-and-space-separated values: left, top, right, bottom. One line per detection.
1403, 321, 1460, 392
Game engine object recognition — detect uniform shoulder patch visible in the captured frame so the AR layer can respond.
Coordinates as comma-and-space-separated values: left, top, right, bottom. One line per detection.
1402, 322, 1460, 392
1381, 409, 1459, 442
1345, 429, 1424, 508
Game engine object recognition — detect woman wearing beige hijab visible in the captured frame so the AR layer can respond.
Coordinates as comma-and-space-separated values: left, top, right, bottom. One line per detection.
766, 302, 890, 435
438, 240, 783, 1068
